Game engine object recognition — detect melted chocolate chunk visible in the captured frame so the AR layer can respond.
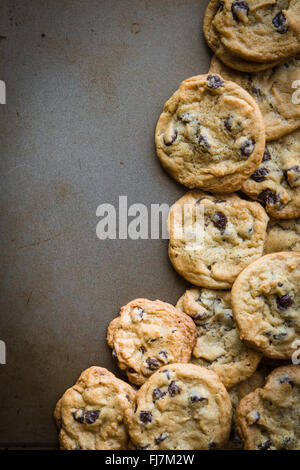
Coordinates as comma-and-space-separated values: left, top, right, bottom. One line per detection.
273, 332, 287, 341
231, 1, 249, 22
140, 346, 146, 354
152, 388, 166, 402
72, 409, 84, 424
279, 377, 294, 388
168, 381, 181, 397
146, 357, 160, 371
164, 130, 178, 146
198, 134, 211, 149
262, 147, 271, 162
158, 350, 168, 360
212, 211, 227, 234
190, 394, 205, 403
224, 116, 233, 132
250, 167, 268, 182
207, 74, 224, 89
85, 410, 100, 425
241, 139, 255, 157
258, 189, 279, 207
139, 411, 152, 424
276, 294, 293, 311
273, 12, 289, 34
155, 433, 167, 445
258, 439, 272, 450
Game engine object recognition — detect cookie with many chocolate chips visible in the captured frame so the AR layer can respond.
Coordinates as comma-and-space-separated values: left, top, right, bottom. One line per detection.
236, 365, 300, 450
232, 252, 300, 359
168, 191, 269, 289
264, 217, 300, 254
155, 74, 265, 193
54, 367, 135, 450
241, 129, 300, 219
176, 288, 261, 388
125, 363, 232, 450
212, 0, 300, 64
203, 0, 286, 73
107, 299, 197, 386
210, 55, 300, 141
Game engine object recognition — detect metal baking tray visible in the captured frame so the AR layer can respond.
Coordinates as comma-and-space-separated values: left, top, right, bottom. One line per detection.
0, 0, 211, 448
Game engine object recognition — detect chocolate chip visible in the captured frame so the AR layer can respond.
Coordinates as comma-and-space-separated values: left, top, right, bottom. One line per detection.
273, 12, 289, 34
207, 74, 224, 89
126, 394, 131, 402
168, 381, 181, 397
178, 112, 195, 124
136, 445, 150, 450
276, 294, 293, 311
190, 395, 205, 403
279, 377, 294, 388
250, 167, 268, 182
146, 357, 160, 371
194, 312, 207, 323
140, 346, 146, 354
231, 1, 249, 22
152, 388, 166, 402
258, 439, 272, 450
158, 350, 168, 360
241, 139, 255, 157
164, 130, 178, 146
258, 189, 279, 207
198, 134, 211, 149
72, 409, 84, 424
85, 410, 100, 424
224, 116, 233, 131
212, 211, 227, 234
209, 442, 217, 450
155, 433, 167, 445
218, 1, 225, 11
139, 411, 152, 424
262, 147, 271, 162
162, 369, 170, 380
273, 332, 287, 341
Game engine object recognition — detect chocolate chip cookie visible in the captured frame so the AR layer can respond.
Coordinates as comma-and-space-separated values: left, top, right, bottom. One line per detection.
264, 218, 300, 254
107, 298, 197, 386
54, 367, 135, 450
241, 129, 300, 219
168, 191, 269, 289
210, 55, 300, 141
155, 74, 265, 192
232, 252, 300, 359
125, 363, 232, 450
176, 288, 261, 388
212, 1, 300, 64
236, 365, 300, 450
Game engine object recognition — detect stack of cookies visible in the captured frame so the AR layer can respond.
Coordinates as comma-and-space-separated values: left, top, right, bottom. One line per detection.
54, 1, 300, 450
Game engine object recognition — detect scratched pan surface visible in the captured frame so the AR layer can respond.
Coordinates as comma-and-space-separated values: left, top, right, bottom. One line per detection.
0, 0, 211, 448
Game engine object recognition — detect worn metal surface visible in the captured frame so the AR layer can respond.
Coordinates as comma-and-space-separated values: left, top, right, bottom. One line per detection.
0, 0, 211, 447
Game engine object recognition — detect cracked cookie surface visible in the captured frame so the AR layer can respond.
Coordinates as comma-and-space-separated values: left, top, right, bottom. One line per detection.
125, 363, 232, 450
232, 252, 300, 359
155, 74, 265, 192
54, 367, 135, 450
107, 299, 197, 386
236, 365, 300, 450
168, 191, 269, 289
176, 288, 261, 388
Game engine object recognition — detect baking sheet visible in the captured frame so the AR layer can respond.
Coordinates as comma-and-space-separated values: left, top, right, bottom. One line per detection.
0, 0, 211, 448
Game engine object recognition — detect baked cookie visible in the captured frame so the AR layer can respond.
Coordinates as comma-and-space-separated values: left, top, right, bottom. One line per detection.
264, 218, 300, 254
203, 0, 286, 73
107, 298, 197, 386
125, 363, 232, 450
54, 366, 135, 450
241, 129, 300, 219
225, 370, 266, 450
176, 288, 261, 388
232, 252, 300, 359
236, 365, 300, 450
212, 1, 300, 64
210, 55, 300, 141
155, 73, 265, 193
168, 191, 269, 289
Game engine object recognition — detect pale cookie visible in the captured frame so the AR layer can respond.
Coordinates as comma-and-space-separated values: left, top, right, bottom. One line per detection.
203, 0, 286, 73
210, 55, 300, 141
225, 370, 266, 450
232, 252, 300, 359
168, 191, 269, 289
212, 1, 300, 64
236, 365, 300, 450
125, 363, 232, 450
54, 367, 135, 450
241, 129, 300, 219
264, 218, 300, 254
155, 73, 265, 193
176, 288, 261, 388
107, 298, 197, 386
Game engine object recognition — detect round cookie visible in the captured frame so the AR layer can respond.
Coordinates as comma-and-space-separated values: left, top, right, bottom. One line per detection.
203, 0, 286, 73
236, 365, 300, 450
125, 363, 232, 450
210, 55, 300, 141
168, 191, 269, 289
155, 73, 265, 193
54, 366, 135, 450
232, 252, 300, 359
176, 288, 261, 388
107, 298, 197, 386
264, 218, 300, 254
241, 129, 300, 219
212, 0, 300, 64
225, 370, 266, 450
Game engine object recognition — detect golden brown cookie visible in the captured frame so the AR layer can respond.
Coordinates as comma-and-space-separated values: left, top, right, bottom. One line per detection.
264, 218, 300, 254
